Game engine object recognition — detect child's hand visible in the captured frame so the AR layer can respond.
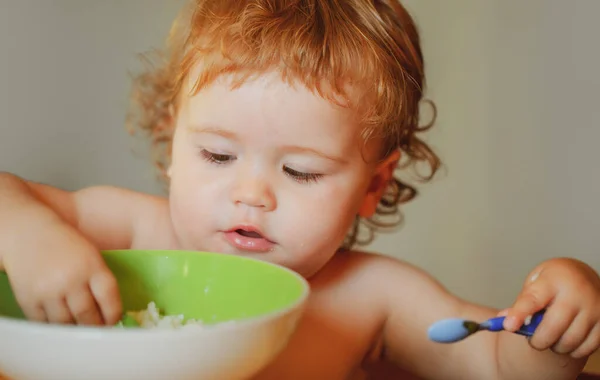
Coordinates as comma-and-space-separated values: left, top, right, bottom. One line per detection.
2, 213, 122, 326
499, 257, 600, 358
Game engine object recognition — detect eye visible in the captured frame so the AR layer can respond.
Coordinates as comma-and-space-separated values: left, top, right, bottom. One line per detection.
200, 149, 236, 164
283, 166, 323, 184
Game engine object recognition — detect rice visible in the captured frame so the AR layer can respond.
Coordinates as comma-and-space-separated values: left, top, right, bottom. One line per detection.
122, 302, 205, 329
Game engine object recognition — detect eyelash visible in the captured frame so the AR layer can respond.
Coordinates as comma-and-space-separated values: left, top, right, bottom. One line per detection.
283, 167, 323, 184
200, 149, 235, 164
200, 149, 324, 184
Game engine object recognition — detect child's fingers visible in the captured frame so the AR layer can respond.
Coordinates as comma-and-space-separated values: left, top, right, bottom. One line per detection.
44, 297, 75, 324
89, 270, 122, 325
67, 286, 103, 326
570, 322, 600, 359
21, 302, 47, 323
550, 312, 592, 354
504, 279, 554, 331
528, 302, 578, 351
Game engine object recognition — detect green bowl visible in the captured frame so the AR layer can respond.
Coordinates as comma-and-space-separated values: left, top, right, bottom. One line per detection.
0, 249, 307, 324
0, 250, 310, 380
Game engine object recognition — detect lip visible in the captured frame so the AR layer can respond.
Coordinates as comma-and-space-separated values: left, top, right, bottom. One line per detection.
223, 224, 276, 253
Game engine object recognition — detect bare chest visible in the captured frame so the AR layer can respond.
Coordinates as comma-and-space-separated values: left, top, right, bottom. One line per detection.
252, 285, 387, 380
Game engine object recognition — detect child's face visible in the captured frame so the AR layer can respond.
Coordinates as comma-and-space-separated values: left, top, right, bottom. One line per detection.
167, 72, 396, 277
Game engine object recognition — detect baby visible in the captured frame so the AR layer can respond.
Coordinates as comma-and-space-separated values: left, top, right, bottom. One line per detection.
0, 0, 598, 379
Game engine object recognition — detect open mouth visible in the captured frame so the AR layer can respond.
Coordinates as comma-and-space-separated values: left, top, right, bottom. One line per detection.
223, 226, 275, 252
236, 229, 264, 239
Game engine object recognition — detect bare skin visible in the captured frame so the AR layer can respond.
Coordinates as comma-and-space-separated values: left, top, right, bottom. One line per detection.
0, 77, 597, 379
0, 178, 591, 380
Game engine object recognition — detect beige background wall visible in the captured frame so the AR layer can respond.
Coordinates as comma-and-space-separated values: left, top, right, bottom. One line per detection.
1, 0, 598, 311
374, 0, 600, 307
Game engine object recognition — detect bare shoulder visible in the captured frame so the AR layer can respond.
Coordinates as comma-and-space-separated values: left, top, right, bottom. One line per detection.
70, 185, 171, 250
74, 185, 166, 214
334, 251, 501, 380
307, 249, 448, 344
315, 250, 442, 293
322, 249, 467, 322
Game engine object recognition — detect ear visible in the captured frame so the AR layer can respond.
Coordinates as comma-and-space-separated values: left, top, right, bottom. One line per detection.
358, 150, 401, 218
166, 165, 173, 178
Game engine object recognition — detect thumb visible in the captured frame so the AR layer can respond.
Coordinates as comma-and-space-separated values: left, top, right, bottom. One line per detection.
504, 278, 554, 331
496, 308, 510, 317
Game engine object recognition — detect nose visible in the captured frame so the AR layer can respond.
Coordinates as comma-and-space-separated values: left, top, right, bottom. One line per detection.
230, 172, 276, 211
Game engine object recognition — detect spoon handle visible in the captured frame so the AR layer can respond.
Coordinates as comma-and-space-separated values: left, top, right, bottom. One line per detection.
481, 309, 546, 336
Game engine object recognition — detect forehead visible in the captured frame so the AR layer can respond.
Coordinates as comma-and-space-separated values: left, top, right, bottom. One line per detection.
176, 70, 384, 162
186, 74, 358, 138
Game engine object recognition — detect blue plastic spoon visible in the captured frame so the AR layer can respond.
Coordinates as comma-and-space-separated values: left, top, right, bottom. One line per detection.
428, 309, 545, 343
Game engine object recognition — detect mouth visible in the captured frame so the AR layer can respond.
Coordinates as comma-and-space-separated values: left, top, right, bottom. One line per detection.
223, 225, 276, 252
235, 229, 264, 239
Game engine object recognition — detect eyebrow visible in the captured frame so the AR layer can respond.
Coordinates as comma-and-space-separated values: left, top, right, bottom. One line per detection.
189, 125, 349, 164
281, 145, 349, 164
188, 125, 239, 140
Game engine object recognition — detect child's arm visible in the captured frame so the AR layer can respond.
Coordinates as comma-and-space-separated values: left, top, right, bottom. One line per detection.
375, 256, 590, 380
0, 172, 155, 326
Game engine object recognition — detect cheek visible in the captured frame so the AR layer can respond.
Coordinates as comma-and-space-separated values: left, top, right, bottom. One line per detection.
169, 183, 198, 229
282, 181, 365, 243
279, 187, 358, 276
170, 147, 225, 202
168, 170, 220, 229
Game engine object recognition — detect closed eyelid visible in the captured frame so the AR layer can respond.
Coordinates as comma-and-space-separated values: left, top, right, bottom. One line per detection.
189, 125, 347, 165
199, 149, 236, 164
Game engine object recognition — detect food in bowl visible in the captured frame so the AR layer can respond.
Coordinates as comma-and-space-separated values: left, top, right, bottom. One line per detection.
120, 301, 210, 329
